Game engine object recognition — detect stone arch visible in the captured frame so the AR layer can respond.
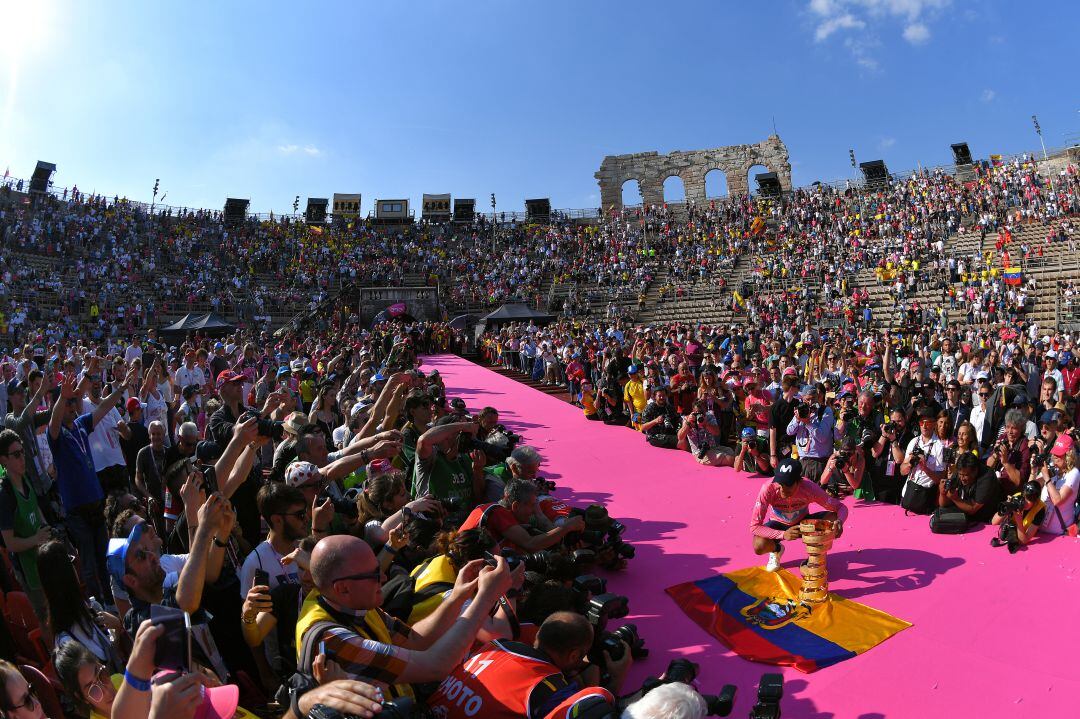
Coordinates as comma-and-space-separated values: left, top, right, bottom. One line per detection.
595, 135, 792, 210
746, 163, 772, 195
662, 174, 686, 203
705, 168, 729, 198
620, 178, 643, 207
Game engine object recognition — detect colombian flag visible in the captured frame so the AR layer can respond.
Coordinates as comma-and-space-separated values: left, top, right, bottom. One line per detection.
666, 568, 911, 673
1003, 267, 1023, 286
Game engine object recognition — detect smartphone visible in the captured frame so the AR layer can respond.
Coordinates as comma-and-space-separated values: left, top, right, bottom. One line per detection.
253, 568, 270, 589
151, 607, 191, 673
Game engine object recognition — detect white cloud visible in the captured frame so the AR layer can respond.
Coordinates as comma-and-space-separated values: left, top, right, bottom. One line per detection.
815, 13, 865, 41
981, 88, 996, 103
277, 143, 322, 157
879, 136, 896, 150
902, 22, 930, 43
808, 0, 949, 64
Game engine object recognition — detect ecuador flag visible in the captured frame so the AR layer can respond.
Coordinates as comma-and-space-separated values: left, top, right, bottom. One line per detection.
666, 568, 910, 673
1003, 267, 1023, 286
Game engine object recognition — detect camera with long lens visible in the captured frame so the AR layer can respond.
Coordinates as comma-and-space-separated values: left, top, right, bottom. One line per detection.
998, 494, 1023, 516
569, 505, 635, 565
573, 574, 607, 597
588, 620, 648, 670
534, 476, 558, 493
1030, 451, 1049, 471
941, 446, 957, 466
834, 450, 850, 471
238, 411, 285, 441
638, 659, 737, 717
749, 673, 784, 719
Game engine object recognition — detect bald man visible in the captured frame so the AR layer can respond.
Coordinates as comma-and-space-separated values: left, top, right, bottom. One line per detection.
295, 534, 512, 701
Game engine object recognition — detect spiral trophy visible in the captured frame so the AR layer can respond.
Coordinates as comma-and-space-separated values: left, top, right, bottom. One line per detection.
799, 519, 835, 604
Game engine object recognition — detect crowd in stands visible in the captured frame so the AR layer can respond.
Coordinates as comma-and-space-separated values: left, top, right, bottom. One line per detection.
0, 148, 1078, 719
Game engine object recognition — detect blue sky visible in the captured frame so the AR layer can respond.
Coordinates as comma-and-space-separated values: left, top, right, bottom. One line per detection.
2, 0, 1077, 215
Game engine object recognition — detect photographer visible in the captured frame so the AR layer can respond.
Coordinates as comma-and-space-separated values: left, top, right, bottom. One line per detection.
899, 407, 947, 514
820, 436, 865, 496
937, 452, 1002, 524
985, 409, 1031, 492
458, 478, 586, 553
1034, 434, 1080, 536
734, 426, 771, 474
622, 682, 709, 719
678, 403, 730, 467
991, 481, 1046, 552
768, 374, 800, 466
861, 410, 908, 503
427, 611, 625, 719
639, 387, 681, 449
785, 384, 838, 486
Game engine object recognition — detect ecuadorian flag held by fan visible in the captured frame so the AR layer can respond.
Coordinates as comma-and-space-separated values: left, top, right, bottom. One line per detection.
666, 568, 911, 673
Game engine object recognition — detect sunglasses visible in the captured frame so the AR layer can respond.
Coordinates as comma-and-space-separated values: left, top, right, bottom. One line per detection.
85, 665, 111, 703
332, 568, 383, 584
979, 392, 991, 398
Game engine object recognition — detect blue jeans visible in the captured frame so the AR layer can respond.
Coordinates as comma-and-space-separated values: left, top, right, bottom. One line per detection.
66, 506, 111, 603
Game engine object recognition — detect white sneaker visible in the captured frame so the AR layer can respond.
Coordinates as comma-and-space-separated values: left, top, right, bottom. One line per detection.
765, 545, 785, 572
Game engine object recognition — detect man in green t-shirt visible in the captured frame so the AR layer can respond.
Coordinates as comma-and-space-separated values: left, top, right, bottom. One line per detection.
0, 429, 53, 620
413, 417, 485, 509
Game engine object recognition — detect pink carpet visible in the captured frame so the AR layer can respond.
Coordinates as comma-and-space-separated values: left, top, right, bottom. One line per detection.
422, 355, 1080, 719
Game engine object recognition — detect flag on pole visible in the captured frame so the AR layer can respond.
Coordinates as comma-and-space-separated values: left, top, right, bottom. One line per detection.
1003, 268, 1023, 286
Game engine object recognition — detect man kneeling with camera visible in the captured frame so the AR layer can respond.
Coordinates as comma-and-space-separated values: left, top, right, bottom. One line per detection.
937, 453, 1002, 525
990, 481, 1046, 553
458, 478, 587, 553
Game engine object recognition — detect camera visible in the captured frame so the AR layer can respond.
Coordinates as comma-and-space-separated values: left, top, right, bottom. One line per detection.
882, 421, 899, 434
841, 408, 856, 422
941, 446, 957, 466
569, 505, 636, 566
638, 659, 736, 717
943, 475, 959, 494
589, 622, 648, 668
749, 673, 784, 719
585, 593, 630, 625
316, 491, 359, 520
795, 402, 810, 419
238, 411, 285, 442
573, 574, 607, 596
533, 477, 557, 493
1030, 451, 1048, 471
909, 445, 924, 461
834, 450, 850, 470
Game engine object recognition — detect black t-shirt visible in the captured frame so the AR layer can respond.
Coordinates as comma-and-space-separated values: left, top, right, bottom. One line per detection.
641, 401, 678, 436
955, 471, 1004, 524
770, 396, 797, 448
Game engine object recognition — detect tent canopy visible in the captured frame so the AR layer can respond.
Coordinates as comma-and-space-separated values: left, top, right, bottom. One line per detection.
160, 312, 235, 335
480, 303, 555, 324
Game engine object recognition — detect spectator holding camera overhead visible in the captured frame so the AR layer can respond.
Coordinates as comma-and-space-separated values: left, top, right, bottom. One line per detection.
413, 417, 485, 508
427, 611, 625, 719
296, 534, 513, 699
938, 452, 1002, 524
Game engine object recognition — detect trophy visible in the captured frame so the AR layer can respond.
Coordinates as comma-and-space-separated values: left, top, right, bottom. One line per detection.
798, 518, 835, 604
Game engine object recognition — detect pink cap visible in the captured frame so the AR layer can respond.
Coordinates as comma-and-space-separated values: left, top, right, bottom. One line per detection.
1051, 433, 1074, 457
782, 367, 797, 377
196, 683, 239, 719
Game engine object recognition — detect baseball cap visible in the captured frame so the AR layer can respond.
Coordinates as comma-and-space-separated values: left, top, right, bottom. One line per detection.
782, 367, 797, 377
773, 458, 803, 487
627, 365, 639, 375
277, 365, 291, 377
182, 384, 201, 399
285, 460, 322, 488
215, 370, 244, 388
1046, 350, 1058, 359
1039, 409, 1062, 426
125, 397, 142, 412
213, 342, 224, 351
1011, 393, 1029, 407
740, 427, 756, 440
106, 521, 147, 587
1051, 433, 1074, 457
196, 440, 223, 465
6, 378, 26, 395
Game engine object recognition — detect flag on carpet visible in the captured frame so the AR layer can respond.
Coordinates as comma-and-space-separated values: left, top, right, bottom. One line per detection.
1003, 267, 1023, 285
666, 567, 911, 673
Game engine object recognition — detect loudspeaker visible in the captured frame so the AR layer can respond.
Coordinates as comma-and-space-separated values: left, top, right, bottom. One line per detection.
453, 198, 476, 224
305, 197, 328, 225
29, 161, 56, 194
755, 172, 781, 197
525, 198, 551, 222
224, 198, 250, 224
951, 143, 973, 166
859, 160, 889, 189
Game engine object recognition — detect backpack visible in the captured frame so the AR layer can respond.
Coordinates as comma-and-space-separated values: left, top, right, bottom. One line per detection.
929, 507, 969, 534
379, 562, 455, 623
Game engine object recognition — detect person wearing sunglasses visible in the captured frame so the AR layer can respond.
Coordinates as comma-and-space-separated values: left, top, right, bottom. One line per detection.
55, 642, 117, 719
237, 483, 304, 600
0, 429, 53, 621
899, 406, 948, 515
0, 660, 46, 719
